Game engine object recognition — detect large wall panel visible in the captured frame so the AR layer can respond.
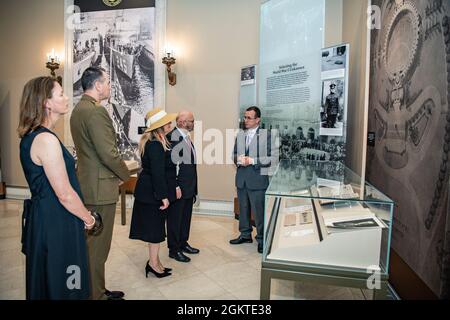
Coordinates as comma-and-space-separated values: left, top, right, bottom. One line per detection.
366, 0, 450, 297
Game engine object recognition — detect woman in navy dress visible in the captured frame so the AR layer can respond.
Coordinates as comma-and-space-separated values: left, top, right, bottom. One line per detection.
18, 77, 102, 299
129, 108, 177, 278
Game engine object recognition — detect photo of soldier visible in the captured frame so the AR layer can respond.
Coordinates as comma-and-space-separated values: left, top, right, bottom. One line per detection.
319, 78, 345, 136
325, 83, 339, 128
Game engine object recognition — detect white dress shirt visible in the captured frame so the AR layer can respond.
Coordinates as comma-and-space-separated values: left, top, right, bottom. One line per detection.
176, 127, 189, 139
176, 127, 196, 161
244, 126, 259, 165
245, 126, 259, 148
175, 127, 196, 191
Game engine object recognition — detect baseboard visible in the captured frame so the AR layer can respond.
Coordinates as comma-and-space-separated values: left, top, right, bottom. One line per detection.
193, 199, 234, 217
119, 195, 234, 217
5, 186, 31, 200
7, 188, 234, 217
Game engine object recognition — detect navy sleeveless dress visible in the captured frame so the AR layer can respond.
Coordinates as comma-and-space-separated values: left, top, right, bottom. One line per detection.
19, 127, 90, 300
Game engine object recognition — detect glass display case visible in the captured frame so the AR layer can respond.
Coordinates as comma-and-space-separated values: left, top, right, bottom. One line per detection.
261, 160, 394, 300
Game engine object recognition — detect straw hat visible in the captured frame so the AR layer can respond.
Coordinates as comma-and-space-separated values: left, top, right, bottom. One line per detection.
144, 108, 177, 133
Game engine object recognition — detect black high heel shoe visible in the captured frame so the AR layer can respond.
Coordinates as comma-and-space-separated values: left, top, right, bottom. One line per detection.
145, 261, 171, 278
146, 260, 172, 273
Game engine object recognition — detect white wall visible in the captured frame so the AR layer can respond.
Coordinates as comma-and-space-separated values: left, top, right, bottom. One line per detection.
342, 0, 369, 175
165, 0, 264, 201
0, 0, 65, 187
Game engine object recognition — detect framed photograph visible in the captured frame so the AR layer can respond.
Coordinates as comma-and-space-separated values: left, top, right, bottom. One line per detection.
319, 78, 345, 136
240, 65, 256, 86
64, 0, 167, 160
321, 44, 347, 77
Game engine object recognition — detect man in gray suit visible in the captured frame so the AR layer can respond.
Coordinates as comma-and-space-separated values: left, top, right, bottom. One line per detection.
230, 106, 272, 253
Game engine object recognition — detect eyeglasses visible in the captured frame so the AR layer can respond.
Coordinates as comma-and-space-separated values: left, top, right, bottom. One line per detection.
244, 116, 257, 120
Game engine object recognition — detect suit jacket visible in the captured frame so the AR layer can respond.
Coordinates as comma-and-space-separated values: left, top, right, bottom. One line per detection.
134, 140, 177, 204
233, 128, 272, 190
70, 94, 130, 205
167, 128, 198, 199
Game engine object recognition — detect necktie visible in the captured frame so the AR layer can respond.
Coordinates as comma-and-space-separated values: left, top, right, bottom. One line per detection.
245, 132, 253, 157
185, 135, 196, 164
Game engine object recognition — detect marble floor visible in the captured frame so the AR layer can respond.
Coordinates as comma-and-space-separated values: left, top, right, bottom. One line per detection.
0, 199, 368, 300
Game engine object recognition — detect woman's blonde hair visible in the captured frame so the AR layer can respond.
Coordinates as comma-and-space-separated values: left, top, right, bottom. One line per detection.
139, 126, 171, 156
17, 76, 56, 138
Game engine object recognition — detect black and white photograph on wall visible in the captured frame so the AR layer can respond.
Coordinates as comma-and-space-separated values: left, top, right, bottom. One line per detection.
260, 118, 346, 162
240, 65, 256, 86
72, 2, 155, 160
321, 44, 347, 75
319, 78, 345, 136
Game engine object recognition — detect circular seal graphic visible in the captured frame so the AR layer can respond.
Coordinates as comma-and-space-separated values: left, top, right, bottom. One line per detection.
103, 0, 122, 7
382, 0, 421, 83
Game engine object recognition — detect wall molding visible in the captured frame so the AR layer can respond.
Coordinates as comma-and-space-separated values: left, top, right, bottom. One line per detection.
5, 186, 31, 200
121, 194, 234, 217
7, 186, 233, 216
193, 199, 234, 217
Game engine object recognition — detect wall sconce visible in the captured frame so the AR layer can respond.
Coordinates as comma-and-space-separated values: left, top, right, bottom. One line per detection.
162, 48, 176, 86
46, 48, 62, 84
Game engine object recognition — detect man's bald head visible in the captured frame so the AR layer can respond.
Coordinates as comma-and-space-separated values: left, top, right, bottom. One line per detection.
176, 110, 193, 122
176, 110, 195, 132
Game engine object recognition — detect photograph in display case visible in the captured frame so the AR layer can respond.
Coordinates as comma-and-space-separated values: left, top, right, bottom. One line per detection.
316, 183, 359, 205
283, 213, 297, 227
299, 210, 313, 225
282, 200, 314, 227
319, 78, 345, 136
326, 217, 384, 229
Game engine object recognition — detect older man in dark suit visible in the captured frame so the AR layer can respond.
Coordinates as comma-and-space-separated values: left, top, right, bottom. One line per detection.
166, 111, 199, 263
230, 106, 273, 253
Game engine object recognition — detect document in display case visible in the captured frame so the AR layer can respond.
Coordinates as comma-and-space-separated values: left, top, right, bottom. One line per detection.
261, 160, 394, 299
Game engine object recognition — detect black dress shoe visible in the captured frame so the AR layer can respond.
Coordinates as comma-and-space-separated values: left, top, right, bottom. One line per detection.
257, 243, 263, 254
105, 289, 125, 300
229, 236, 253, 245
181, 244, 200, 254
169, 251, 191, 263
